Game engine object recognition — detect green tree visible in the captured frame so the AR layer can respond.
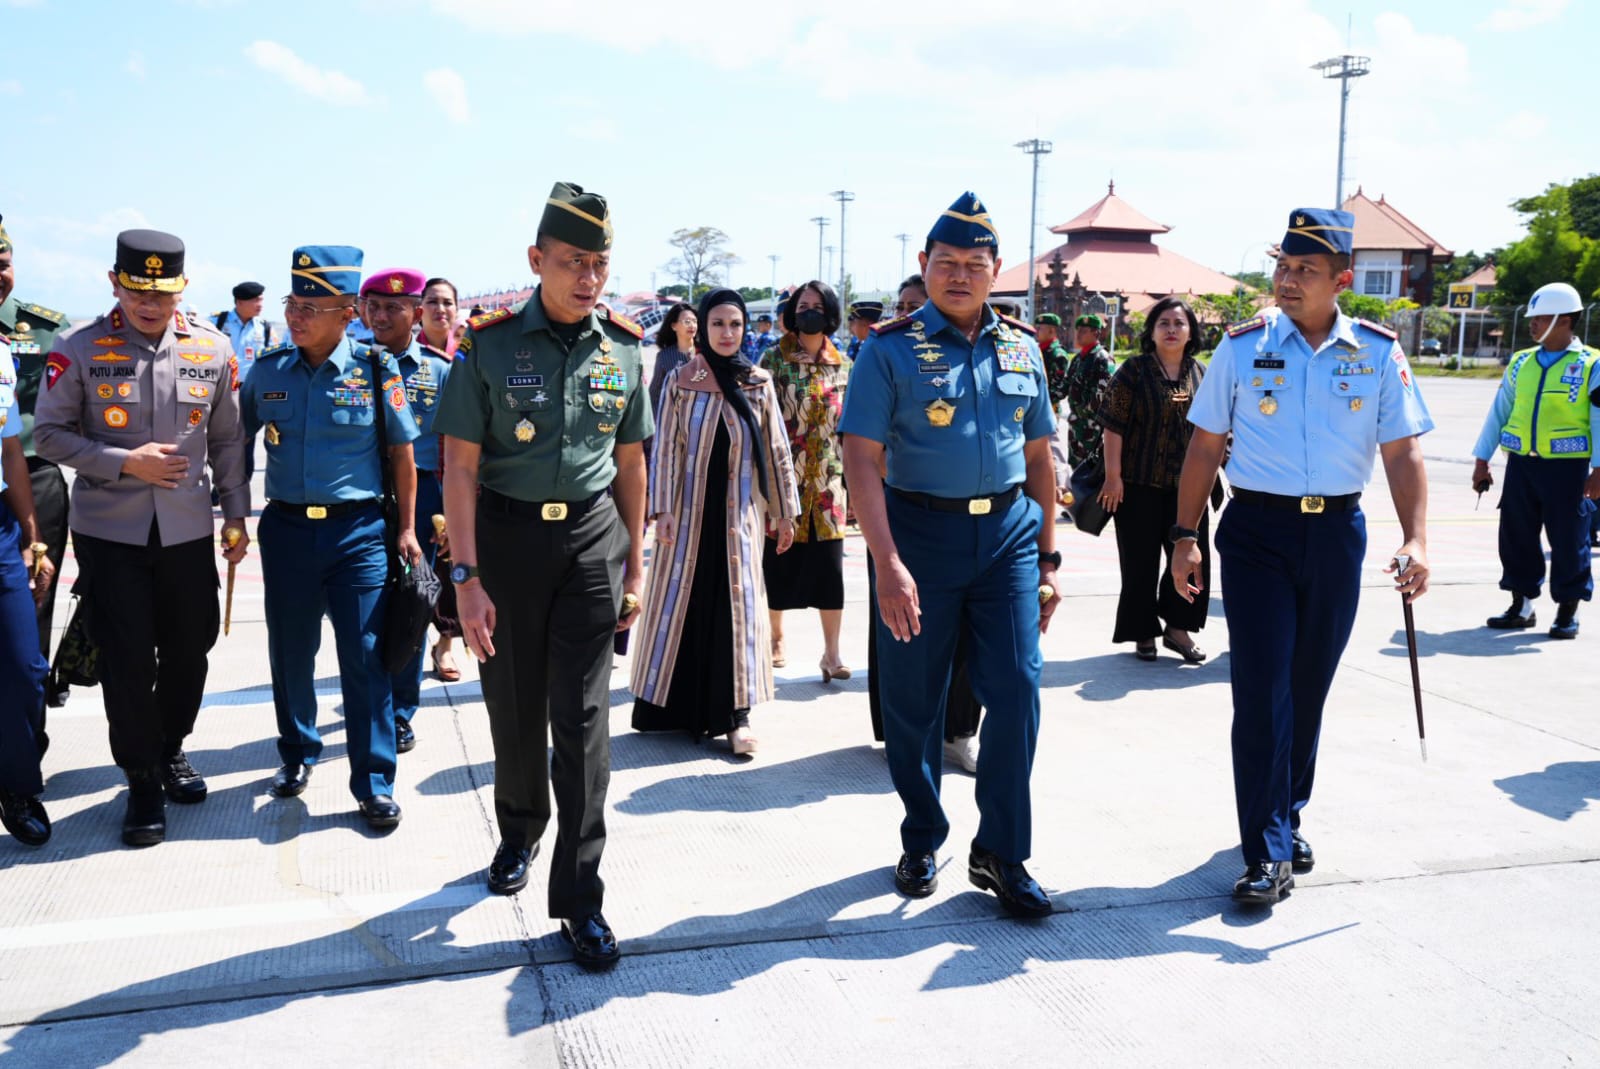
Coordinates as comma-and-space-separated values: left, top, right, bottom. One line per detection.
1229, 270, 1272, 292
1337, 292, 1391, 321
1193, 291, 1257, 325
1568, 173, 1600, 240
737, 286, 773, 302
1430, 250, 1490, 302
663, 226, 740, 295
1422, 306, 1455, 339
1491, 181, 1600, 307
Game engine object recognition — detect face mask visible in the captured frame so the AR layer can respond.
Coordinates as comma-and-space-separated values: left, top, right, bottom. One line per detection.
795, 309, 827, 336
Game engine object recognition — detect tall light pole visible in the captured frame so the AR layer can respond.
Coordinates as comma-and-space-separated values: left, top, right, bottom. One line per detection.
893, 232, 910, 284
768, 253, 780, 299
825, 245, 835, 284
1312, 54, 1370, 208
830, 189, 855, 296
810, 216, 829, 281
1015, 139, 1053, 317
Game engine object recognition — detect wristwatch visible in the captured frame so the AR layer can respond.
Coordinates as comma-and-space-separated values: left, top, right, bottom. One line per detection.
1168, 525, 1200, 545
1039, 550, 1062, 569
449, 563, 480, 585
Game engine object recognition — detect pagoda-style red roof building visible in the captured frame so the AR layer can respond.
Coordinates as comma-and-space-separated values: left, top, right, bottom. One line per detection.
1341, 188, 1453, 306
994, 183, 1244, 316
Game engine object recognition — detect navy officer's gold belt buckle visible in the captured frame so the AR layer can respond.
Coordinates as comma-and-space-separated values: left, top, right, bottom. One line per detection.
967, 497, 993, 516
306, 505, 328, 520
1299, 496, 1325, 514
541, 503, 569, 521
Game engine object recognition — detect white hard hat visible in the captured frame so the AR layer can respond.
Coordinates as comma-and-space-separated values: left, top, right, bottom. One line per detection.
1526, 282, 1583, 317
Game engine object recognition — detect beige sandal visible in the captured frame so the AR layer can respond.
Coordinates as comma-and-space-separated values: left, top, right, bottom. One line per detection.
729, 728, 759, 756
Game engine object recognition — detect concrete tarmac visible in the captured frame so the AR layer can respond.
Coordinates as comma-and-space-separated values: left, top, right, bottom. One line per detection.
2, 377, 1598, 1067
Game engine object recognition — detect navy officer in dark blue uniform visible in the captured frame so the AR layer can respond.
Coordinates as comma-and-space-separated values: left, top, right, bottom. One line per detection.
840, 192, 1060, 918
1170, 208, 1434, 904
359, 266, 453, 752
240, 246, 422, 831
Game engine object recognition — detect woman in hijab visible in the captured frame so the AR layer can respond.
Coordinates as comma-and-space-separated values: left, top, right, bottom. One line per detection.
630, 289, 801, 756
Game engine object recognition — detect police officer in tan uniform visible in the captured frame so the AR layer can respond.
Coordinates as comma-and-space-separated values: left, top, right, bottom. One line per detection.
34, 229, 251, 847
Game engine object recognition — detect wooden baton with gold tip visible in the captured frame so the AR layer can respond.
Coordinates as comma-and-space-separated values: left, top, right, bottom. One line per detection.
222, 526, 243, 636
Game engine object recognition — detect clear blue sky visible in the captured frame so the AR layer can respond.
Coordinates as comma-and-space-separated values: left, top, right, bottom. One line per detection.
1, 0, 1590, 318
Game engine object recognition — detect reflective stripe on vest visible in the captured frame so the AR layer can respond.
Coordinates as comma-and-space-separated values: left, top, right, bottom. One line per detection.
1499, 346, 1598, 458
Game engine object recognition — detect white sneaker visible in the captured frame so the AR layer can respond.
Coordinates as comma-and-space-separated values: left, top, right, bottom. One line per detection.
943, 736, 979, 774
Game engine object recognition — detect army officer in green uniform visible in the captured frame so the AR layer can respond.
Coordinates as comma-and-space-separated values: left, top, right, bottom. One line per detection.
0, 215, 72, 712
434, 182, 651, 971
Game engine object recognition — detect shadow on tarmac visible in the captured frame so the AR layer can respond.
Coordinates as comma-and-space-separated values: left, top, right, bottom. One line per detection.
1493, 761, 1600, 820
0, 849, 1361, 1066
1042, 652, 1231, 702
1378, 626, 1549, 658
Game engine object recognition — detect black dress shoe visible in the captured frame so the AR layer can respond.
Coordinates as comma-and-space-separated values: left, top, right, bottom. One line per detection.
395, 716, 416, 754
0, 790, 51, 847
1134, 641, 1158, 662
122, 769, 166, 847
893, 851, 938, 898
1487, 599, 1536, 629
358, 795, 402, 829
1162, 629, 1208, 664
1232, 861, 1294, 904
968, 845, 1052, 918
45, 683, 69, 709
162, 749, 208, 804
487, 841, 535, 895
1291, 831, 1315, 874
1550, 601, 1579, 640
272, 763, 313, 798
560, 913, 621, 970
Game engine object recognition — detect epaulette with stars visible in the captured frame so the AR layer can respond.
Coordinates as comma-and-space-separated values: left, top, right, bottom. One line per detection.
871, 314, 916, 335
469, 307, 517, 330
601, 307, 644, 340
261, 342, 295, 360
1356, 318, 1397, 341
21, 303, 65, 325
1227, 316, 1267, 338
998, 313, 1037, 337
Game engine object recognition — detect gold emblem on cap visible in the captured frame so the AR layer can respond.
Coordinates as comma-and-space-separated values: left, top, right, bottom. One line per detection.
297, 253, 312, 267
1295, 214, 1307, 226
389, 277, 404, 293
926, 398, 955, 427
1259, 395, 1278, 416
145, 254, 165, 276
514, 418, 536, 442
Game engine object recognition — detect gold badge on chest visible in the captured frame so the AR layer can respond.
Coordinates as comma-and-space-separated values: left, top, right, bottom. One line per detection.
1259, 395, 1278, 416
926, 398, 955, 427
514, 418, 536, 443
265, 422, 281, 446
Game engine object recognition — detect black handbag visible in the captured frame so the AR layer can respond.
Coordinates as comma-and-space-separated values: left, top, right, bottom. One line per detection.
366, 348, 441, 674
48, 594, 100, 688
1066, 456, 1113, 536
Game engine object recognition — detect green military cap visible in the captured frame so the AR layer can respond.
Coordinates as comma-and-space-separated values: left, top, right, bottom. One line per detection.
1075, 313, 1104, 330
0, 213, 12, 254
1035, 312, 1062, 327
540, 182, 613, 252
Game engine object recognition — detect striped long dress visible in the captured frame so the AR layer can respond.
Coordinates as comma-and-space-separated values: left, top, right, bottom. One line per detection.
630, 363, 801, 712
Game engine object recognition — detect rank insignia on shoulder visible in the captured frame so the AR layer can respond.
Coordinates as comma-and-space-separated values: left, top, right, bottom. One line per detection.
605, 310, 644, 340
872, 315, 915, 335
1357, 318, 1398, 341
469, 308, 516, 330
997, 314, 1037, 337
24, 303, 65, 325
263, 343, 294, 360
1227, 316, 1267, 338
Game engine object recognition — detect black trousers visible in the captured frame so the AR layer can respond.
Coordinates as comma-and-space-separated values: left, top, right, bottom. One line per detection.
72, 524, 219, 772
26, 456, 68, 667
478, 494, 624, 919
1111, 482, 1210, 643
866, 551, 981, 743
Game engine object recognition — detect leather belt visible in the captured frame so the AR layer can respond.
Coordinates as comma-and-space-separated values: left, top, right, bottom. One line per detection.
889, 484, 1023, 516
269, 499, 380, 520
1232, 488, 1361, 514
481, 487, 606, 522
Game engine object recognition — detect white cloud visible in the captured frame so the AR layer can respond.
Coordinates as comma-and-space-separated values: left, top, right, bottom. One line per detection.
422, 67, 470, 124
37, 207, 153, 244
243, 40, 373, 107
1481, 0, 1569, 31
126, 51, 147, 80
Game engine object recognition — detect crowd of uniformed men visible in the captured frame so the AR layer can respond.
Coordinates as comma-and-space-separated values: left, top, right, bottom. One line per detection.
1, 185, 1596, 970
